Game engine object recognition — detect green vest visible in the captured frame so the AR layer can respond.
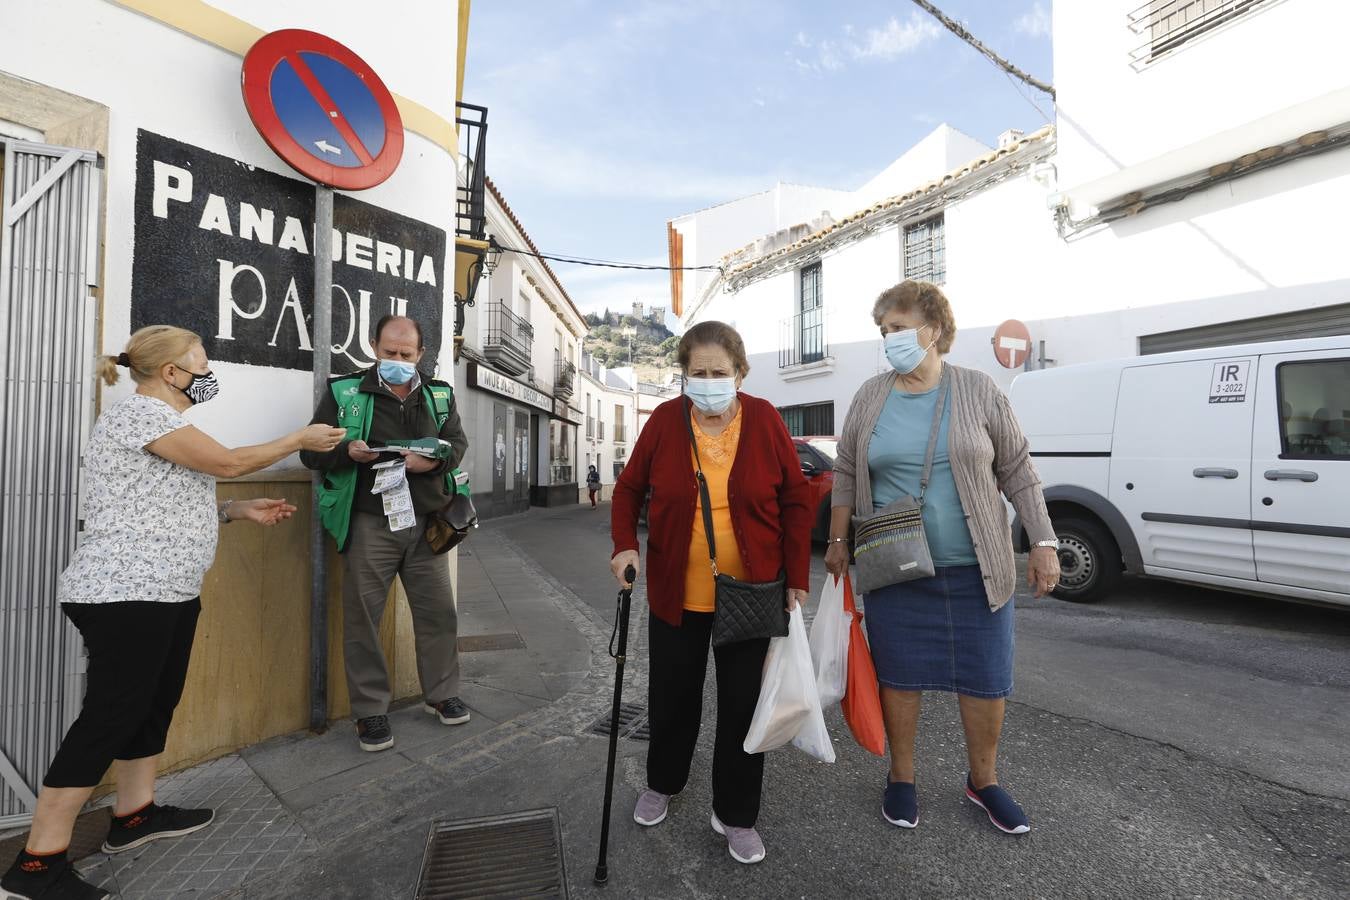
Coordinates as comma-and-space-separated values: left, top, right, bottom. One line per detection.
318, 375, 470, 550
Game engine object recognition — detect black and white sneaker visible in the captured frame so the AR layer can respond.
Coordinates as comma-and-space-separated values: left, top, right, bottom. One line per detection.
1, 851, 110, 900
357, 715, 395, 751
0, 858, 109, 900
102, 802, 215, 854
425, 698, 471, 725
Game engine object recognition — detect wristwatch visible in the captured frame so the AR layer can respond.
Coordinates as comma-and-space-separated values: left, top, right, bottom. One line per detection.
827, 537, 849, 545
1034, 539, 1058, 549
218, 500, 234, 524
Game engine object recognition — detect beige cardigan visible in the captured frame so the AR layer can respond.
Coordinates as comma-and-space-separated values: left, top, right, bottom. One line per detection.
832, 363, 1055, 610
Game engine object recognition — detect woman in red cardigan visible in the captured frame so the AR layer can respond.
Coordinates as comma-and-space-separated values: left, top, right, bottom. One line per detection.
610, 321, 813, 865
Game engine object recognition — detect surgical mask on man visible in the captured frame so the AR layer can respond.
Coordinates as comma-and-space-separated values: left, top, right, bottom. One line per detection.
684, 377, 737, 415
379, 359, 417, 385
884, 328, 939, 376
176, 369, 220, 405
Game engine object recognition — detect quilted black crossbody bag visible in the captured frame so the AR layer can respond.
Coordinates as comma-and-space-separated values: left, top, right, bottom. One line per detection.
685, 400, 789, 647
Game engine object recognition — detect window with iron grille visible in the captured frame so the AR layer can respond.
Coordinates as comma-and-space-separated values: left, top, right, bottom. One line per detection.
778, 402, 834, 437
1130, 0, 1269, 67
903, 215, 945, 284
798, 263, 824, 364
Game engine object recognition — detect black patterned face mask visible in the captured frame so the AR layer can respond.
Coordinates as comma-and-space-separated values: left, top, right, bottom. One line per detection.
177, 370, 220, 405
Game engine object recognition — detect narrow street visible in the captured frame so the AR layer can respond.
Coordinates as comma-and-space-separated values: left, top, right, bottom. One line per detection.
495, 502, 1350, 898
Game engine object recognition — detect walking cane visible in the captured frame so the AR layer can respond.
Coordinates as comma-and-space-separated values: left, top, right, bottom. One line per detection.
594, 563, 636, 886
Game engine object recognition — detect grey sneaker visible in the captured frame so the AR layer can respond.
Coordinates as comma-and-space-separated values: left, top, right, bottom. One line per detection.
710, 813, 766, 864
632, 789, 670, 826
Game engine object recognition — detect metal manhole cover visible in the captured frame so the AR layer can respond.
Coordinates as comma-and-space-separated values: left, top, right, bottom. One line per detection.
586, 703, 650, 741
457, 632, 527, 652
416, 808, 567, 899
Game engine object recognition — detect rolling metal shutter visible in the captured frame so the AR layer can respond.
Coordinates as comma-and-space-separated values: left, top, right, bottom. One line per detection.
0, 140, 100, 826
1139, 303, 1350, 355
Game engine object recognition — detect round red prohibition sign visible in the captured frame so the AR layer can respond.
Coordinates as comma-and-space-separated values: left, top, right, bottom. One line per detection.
992, 319, 1033, 369
241, 29, 404, 190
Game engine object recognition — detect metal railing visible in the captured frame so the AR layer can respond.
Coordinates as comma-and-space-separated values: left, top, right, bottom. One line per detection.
780, 308, 827, 368
1128, 0, 1268, 67
554, 358, 576, 400
482, 302, 533, 375
456, 102, 488, 240
586, 416, 595, 439
614, 424, 628, 444
598, 421, 605, 441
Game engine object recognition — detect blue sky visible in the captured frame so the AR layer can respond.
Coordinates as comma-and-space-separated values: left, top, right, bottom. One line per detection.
463, 0, 1053, 319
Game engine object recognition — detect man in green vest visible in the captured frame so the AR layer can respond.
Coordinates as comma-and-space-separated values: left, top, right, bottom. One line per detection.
301, 315, 470, 752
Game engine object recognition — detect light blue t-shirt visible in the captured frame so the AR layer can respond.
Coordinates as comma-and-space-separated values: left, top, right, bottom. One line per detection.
867, 385, 978, 566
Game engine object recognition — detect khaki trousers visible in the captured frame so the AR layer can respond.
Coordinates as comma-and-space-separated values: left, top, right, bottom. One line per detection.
342, 512, 460, 718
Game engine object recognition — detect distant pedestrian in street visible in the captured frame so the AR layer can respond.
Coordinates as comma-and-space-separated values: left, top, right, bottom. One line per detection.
586, 464, 602, 508
301, 315, 471, 753
610, 321, 813, 865
825, 281, 1061, 835
1, 325, 346, 900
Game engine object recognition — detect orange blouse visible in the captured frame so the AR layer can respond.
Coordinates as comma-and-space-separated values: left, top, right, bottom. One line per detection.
683, 408, 747, 612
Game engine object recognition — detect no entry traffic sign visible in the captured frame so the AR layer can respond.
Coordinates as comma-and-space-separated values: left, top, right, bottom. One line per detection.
241, 29, 403, 190
992, 319, 1033, 369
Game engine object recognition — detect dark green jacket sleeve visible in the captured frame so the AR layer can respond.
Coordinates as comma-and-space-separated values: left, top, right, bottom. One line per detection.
299, 385, 354, 471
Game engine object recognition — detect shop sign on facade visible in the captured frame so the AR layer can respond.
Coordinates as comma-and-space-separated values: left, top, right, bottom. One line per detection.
131, 130, 445, 372
468, 362, 553, 413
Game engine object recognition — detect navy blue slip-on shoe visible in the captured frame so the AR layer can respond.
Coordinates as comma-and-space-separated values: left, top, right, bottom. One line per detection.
882, 779, 918, 828
965, 774, 1029, 834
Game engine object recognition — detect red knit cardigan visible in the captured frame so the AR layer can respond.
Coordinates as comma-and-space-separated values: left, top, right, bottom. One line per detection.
610, 393, 813, 627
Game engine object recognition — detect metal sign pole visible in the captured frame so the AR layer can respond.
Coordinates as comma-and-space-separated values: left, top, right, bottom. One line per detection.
310, 184, 334, 733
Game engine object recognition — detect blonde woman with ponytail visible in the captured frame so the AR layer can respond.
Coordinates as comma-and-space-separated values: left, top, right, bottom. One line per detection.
1, 325, 346, 900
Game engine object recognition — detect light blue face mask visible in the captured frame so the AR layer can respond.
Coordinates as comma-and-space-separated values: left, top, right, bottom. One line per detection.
884, 328, 938, 376
684, 376, 737, 414
379, 358, 417, 385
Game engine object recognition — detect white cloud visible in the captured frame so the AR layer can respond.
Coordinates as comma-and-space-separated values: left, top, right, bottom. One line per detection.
1014, 2, 1051, 39
793, 12, 939, 73
853, 14, 941, 60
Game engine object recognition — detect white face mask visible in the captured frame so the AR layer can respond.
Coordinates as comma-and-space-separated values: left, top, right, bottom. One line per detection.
684, 377, 737, 414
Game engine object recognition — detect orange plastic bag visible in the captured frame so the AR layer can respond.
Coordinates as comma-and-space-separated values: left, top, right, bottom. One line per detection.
841, 574, 887, 756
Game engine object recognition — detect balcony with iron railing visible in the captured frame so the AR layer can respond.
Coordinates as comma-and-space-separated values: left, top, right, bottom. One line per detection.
598, 420, 605, 441
554, 358, 576, 401
586, 416, 595, 439
780, 308, 828, 369
483, 302, 533, 376
614, 423, 628, 444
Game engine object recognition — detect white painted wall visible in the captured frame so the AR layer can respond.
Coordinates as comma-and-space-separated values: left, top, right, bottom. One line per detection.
853, 125, 991, 208
1054, 0, 1350, 188
1, 0, 459, 453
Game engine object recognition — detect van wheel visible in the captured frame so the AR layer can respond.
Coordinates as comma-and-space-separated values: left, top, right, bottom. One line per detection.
1049, 517, 1122, 603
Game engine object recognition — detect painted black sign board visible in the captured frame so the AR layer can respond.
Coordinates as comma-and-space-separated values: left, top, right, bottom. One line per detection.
131, 129, 445, 373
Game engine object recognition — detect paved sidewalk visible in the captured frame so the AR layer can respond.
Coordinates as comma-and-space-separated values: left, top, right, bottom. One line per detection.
65, 520, 639, 898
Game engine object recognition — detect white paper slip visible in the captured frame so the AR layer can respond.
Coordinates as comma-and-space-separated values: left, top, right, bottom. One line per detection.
382, 486, 413, 514
371, 463, 407, 494
387, 508, 417, 531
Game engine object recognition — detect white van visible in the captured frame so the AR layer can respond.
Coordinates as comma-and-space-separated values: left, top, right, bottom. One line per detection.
1008, 335, 1349, 607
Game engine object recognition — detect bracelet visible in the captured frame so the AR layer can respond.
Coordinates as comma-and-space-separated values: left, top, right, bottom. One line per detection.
1033, 539, 1058, 549
218, 500, 234, 524
827, 537, 849, 544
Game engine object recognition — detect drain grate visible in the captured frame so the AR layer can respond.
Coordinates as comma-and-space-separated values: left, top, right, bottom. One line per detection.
586, 703, 650, 741
457, 632, 527, 652
416, 807, 567, 899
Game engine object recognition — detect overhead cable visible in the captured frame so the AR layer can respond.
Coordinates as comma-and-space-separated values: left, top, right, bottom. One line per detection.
909, 0, 1056, 99
494, 241, 722, 272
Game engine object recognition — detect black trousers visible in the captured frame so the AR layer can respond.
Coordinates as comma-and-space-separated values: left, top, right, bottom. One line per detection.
43, 599, 201, 788
646, 611, 770, 828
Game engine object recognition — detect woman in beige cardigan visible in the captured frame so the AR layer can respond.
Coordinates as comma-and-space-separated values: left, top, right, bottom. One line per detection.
825, 281, 1060, 835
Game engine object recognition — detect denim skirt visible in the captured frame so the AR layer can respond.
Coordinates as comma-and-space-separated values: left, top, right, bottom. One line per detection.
863, 565, 1014, 698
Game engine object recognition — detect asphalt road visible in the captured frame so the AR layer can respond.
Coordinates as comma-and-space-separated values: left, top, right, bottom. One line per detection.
491, 501, 1350, 899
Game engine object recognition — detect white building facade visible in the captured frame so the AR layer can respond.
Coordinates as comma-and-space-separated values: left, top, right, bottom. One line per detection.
454, 178, 587, 517
679, 0, 1350, 419
577, 355, 641, 501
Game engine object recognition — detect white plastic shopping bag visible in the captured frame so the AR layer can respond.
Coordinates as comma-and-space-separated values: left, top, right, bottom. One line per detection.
744, 607, 835, 763
808, 574, 851, 707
